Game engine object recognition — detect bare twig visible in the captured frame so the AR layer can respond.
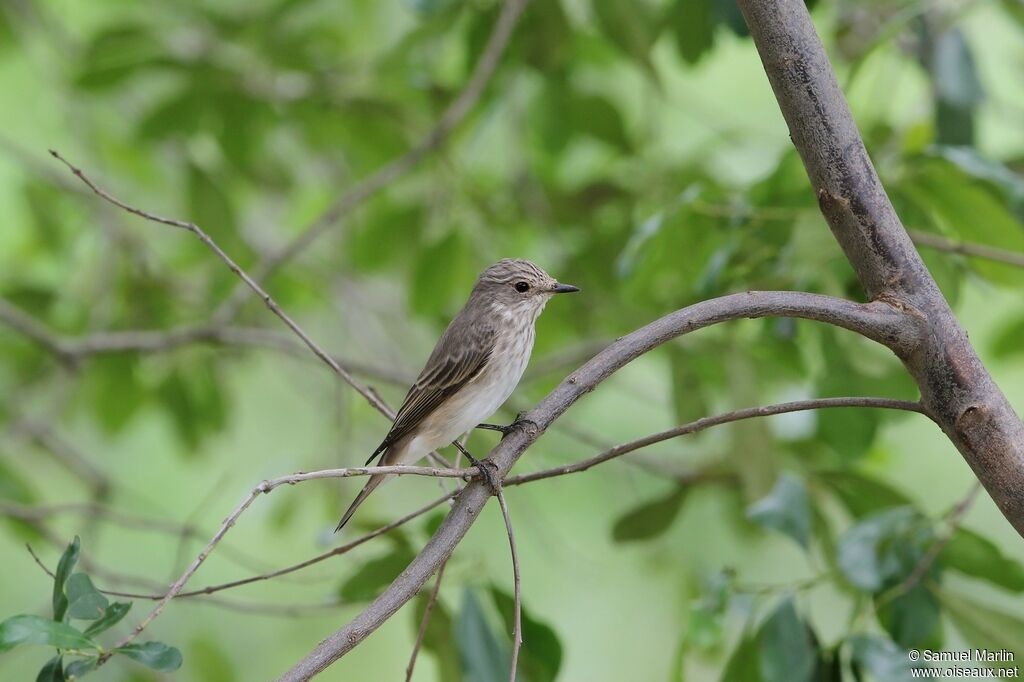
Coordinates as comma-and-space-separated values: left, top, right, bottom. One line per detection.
505, 397, 928, 487
495, 489, 522, 682
405, 560, 447, 682
877, 481, 982, 608
50, 150, 397, 423
909, 230, 1024, 269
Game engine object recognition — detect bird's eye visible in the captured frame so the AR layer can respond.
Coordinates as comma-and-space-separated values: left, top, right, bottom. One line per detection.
514, 281, 530, 293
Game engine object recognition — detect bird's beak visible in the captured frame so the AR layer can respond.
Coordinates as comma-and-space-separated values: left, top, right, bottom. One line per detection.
551, 283, 580, 294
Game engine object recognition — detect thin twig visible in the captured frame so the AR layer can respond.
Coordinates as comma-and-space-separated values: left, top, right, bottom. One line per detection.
495, 489, 522, 682
405, 560, 447, 682
909, 230, 1024, 269
505, 397, 928, 487
50, 150, 397, 424
876, 481, 982, 609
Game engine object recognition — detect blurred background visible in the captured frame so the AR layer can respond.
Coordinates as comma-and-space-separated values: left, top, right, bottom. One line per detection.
1, 0, 1024, 680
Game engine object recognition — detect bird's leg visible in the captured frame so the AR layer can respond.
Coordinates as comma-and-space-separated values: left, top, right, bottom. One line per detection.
475, 412, 538, 438
452, 441, 500, 495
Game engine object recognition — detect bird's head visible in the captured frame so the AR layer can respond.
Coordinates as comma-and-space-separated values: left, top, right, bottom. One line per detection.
471, 259, 579, 322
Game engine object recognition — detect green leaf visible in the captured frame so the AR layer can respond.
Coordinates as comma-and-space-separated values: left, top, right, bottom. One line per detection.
875, 583, 941, 649
339, 547, 415, 602
36, 656, 65, 682
991, 316, 1024, 361
836, 507, 931, 592
82, 602, 131, 638
0, 615, 97, 653
669, 0, 715, 64
412, 592, 461, 682
721, 635, 762, 682
74, 24, 172, 90
456, 589, 508, 682
848, 635, 926, 682
66, 574, 109, 621
411, 231, 473, 318
157, 363, 229, 451
591, 0, 661, 82
757, 597, 815, 682
53, 537, 81, 621
938, 587, 1024, 665
64, 657, 97, 679
747, 473, 811, 549
611, 487, 688, 542
114, 641, 184, 672
85, 354, 146, 435
816, 471, 912, 518
491, 587, 563, 682
941, 527, 1024, 591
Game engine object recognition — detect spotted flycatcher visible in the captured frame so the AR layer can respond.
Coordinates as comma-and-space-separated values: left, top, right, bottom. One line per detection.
335, 259, 579, 531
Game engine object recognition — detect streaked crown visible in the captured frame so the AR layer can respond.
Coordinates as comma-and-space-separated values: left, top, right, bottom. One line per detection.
469, 259, 577, 319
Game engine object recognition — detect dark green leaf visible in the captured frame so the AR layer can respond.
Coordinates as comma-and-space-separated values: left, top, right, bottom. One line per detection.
757, 597, 815, 682
611, 487, 688, 542
991, 316, 1024, 361
669, 0, 715, 64
456, 589, 507, 682
114, 641, 183, 672
64, 657, 97, 679
0, 615, 97, 652
36, 656, 65, 682
848, 635, 926, 682
941, 527, 1024, 591
411, 231, 474, 318
413, 592, 461, 682
938, 587, 1024, 665
875, 583, 941, 649
338, 547, 415, 602
82, 602, 131, 638
721, 635, 762, 682
816, 471, 912, 518
66, 573, 109, 621
74, 25, 173, 90
747, 473, 811, 549
592, 0, 661, 82
836, 507, 931, 592
53, 537, 81, 621
491, 587, 563, 682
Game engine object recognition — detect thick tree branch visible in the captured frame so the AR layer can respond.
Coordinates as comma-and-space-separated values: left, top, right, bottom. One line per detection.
737, 0, 1024, 537
277, 290, 922, 679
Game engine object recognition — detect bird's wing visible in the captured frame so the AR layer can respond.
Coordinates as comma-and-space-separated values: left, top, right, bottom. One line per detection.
366, 315, 497, 464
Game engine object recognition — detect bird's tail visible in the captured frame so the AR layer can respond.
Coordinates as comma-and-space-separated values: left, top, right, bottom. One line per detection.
334, 472, 388, 532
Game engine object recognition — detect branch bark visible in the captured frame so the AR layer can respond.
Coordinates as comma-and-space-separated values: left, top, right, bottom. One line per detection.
277, 290, 920, 679
736, 0, 1024, 536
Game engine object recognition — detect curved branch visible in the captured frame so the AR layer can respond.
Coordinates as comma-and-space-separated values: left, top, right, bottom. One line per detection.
737, 0, 1024, 537
277, 290, 921, 679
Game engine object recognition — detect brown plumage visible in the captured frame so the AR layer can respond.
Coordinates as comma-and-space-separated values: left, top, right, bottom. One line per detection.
335, 259, 578, 531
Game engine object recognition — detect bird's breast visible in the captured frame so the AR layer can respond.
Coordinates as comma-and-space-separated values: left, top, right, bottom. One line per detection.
415, 325, 535, 451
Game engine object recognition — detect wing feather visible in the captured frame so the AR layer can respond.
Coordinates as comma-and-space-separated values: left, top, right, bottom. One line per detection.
366, 313, 496, 464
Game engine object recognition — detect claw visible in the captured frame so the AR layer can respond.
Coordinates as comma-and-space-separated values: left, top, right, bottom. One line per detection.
452, 441, 501, 495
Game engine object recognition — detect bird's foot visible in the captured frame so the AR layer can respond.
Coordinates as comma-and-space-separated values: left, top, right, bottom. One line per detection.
476, 413, 537, 438
452, 441, 501, 495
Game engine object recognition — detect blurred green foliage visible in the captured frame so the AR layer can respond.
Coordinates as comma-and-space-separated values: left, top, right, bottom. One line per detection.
1, 0, 1024, 680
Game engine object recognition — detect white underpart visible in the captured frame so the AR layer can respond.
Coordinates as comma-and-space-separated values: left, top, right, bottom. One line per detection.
391, 296, 547, 466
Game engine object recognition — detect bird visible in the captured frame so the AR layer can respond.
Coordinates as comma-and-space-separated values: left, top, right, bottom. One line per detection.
335, 259, 579, 531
